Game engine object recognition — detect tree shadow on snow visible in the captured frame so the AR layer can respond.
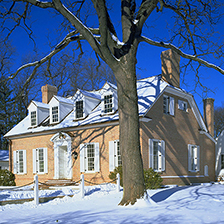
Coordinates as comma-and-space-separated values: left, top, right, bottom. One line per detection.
150, 186, 190, 203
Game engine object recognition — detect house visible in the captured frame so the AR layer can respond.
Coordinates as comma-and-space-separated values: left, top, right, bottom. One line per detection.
216, 130, 224, 179
0, 150, 9, 170
4, 49, 216, 186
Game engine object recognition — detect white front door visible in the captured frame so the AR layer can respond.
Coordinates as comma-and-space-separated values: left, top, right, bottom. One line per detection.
59, 146, 67, 179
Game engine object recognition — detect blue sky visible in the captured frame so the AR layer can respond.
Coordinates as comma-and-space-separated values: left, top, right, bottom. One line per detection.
7, 2, 224, 115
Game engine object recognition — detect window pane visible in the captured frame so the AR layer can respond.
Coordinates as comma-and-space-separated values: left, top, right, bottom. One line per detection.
18, 151, 24, 173
87, 144, 95, 171
76, 101, 83, 118
163, 96, 168, 114
221, 155, 224, 169
31, 111, 37, 126
117, 141, 122, 166
104, 95, 113, 113
38, 148, 44, 173
153, 141, 159, 170
52, 106, 59, 123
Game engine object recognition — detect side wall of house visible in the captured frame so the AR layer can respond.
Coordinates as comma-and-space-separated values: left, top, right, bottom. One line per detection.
140, 92, 215, 185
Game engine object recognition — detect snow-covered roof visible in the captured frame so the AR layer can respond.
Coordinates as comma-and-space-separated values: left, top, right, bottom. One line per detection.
54, 95, 74, 105
4, 75, 196, 138
79, 89, 101, 100
0, 150, 9, 161
29, 101, 50, 109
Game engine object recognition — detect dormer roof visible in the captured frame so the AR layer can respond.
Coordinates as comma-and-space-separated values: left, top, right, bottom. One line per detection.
4, 75, 208, 139
28, 100, 49, 110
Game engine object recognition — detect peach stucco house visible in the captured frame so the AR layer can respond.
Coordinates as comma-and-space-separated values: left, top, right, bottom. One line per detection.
5, 49, 216, 186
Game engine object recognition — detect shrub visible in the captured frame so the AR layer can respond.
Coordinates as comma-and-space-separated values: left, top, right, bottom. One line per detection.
109, 166, 163, 189
0, 169, 16, 186
109, 166, 123, 186
144, 168, 163, 189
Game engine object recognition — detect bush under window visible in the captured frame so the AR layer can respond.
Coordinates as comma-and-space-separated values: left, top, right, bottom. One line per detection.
0, 169, 16, 186
109, 166, 163, 189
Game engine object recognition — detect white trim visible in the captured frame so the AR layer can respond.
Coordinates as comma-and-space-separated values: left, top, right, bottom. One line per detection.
139, 117, 152, 122
200, 131, 216, 143
50, 132, 72, 179
7, 120, 120, 140
162, 175, 205, 178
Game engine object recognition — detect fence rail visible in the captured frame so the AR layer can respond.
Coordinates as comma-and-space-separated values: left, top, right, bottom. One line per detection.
0, 174, 121, 206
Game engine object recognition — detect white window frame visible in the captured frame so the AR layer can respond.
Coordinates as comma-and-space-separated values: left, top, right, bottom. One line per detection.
33, 148, 48, 174
80, 143, 100, 173
149, 139, 165, 172
109, 140, 122, 171
188, 144, 200, 172
178, 100, 188, 112
163, 95, 174, 116
13, 150, 27, 174
75, 100, 84, 119
30, 111, 37, 126
51, 106, 59, 123
102, 93, 114, 115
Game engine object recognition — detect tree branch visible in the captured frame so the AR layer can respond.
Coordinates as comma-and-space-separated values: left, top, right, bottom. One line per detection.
141, 36, 224, 75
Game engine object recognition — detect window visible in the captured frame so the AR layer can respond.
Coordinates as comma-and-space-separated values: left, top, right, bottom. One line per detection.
13, 150, 27, 174
76, 100, 83, 119
149, 139, 165, 172
52, 106, 59, 123
104, 94, 113, 113
188, 144, 200, 172
178, 100, 188, 112
33, 148, 48, 174
221, 154, 224, 169
31, 111, 37, 126
80, 143, 100, 172
163, 95, 174, 116
109, 140, 122, 171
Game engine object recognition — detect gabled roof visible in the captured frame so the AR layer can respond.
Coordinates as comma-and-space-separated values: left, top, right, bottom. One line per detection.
53, 95, 74, 105
0, 150, 9, 161
4, 75, 207, 139
79, 89, 101, 100
28, 100, 50, 109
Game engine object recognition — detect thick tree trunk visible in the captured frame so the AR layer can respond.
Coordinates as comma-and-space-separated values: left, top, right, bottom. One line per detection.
113, 55, 145, 206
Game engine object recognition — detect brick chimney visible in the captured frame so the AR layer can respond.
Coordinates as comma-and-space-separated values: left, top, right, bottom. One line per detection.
41, 84, 57, 104
203, 98, 215, 137
161, 49, 180, 88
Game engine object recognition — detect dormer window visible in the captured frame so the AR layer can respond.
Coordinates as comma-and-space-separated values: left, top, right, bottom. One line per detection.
76, 100, 83, 119
30, 111, 37, 126
104, 94, 113, 113
52, 106, 59, 123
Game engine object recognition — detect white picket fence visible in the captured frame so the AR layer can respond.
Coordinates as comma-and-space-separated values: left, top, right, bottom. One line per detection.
33, 173, 120, 206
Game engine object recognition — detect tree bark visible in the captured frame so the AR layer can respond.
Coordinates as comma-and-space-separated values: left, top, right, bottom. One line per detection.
113, 52, 145, 206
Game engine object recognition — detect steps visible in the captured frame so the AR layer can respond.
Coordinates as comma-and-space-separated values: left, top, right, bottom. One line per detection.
40, 179, 79, 189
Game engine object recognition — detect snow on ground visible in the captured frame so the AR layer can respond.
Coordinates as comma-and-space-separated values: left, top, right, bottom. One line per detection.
1, 183, 224, 224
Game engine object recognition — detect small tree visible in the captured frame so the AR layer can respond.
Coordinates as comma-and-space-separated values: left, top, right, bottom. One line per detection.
214, 104, 224, 138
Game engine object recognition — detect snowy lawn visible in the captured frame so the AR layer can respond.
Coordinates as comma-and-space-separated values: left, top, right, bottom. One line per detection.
1, 183, 224, 224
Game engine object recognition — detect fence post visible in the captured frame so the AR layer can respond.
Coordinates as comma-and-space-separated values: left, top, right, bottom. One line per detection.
116, 173, 120, 192
80, 174, 85, 198
34, 175, 39, 206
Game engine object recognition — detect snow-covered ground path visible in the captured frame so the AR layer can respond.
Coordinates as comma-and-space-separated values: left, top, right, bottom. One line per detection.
1, 183, 224, 223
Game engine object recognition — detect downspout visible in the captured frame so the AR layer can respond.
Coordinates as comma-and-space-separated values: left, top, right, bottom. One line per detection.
8, 139, 12, 172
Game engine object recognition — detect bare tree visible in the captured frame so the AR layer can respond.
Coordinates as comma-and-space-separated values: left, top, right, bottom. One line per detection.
214, 104, 224, 138
1, 0, 224, 205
